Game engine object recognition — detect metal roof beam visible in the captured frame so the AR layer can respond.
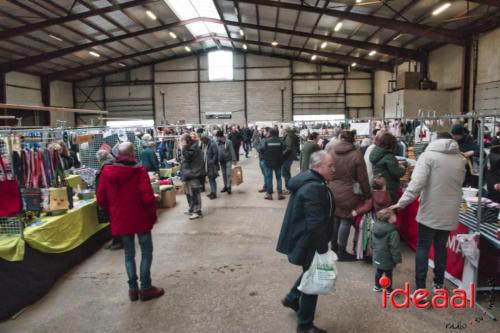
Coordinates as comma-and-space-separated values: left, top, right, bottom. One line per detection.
0, 0, 152, 40
75, 47, 348, 82
49, 34, 388, 80
468, 0, 500, 7
47, 36, 214, 81
0, 18, 202, 73
226, 36, 391, 71
223, 20, 423, 61
2, 17, 411, 73
231, 0, 465, 45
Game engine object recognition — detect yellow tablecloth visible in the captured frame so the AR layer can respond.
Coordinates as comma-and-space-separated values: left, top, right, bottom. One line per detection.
0, 200, 108, 261
66, 174, 87, 190
0, 235, 25, 262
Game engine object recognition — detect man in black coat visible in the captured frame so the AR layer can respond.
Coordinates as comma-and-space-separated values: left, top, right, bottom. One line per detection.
259, 128, 286, 200
282, 127, 300, 194
228, 126, 243, 162
276, 151, 335, 333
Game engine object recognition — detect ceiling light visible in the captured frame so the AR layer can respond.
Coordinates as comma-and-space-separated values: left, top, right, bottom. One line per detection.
311, 55, 317, 61
239, 29, 244, 36
185, 46, 191, 52
89, 51, 100, 58
48, 34, 63, 42
356, 0, 362, 3
334, 22, 343, 32
242, 44, 247, 50
119, 63, 126, 67
271, 40, 278, 46
146, 10, 157, 20
393, 33, 403, 41
321, 41, 327, 49
351, 62, 357, 67
369, 50, 377, 56
169, 31, 177, 39
432, 3, 451, 16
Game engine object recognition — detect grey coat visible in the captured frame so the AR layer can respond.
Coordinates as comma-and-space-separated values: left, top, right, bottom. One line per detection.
204, 141, 219, 179
397, 139, 466, 231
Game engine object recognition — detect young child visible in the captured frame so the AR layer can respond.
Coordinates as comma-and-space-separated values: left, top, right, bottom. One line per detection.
372, 208, 402, 293
352, 174, 392, 218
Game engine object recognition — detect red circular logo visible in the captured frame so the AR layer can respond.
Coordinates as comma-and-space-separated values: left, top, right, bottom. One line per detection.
379, 276, 391, 289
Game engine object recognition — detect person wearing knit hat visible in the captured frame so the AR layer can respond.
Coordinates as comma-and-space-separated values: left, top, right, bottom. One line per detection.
139, 134, 159, 172
451, 123, 480, 187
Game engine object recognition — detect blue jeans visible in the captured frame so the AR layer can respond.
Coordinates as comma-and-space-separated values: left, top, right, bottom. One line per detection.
415, 223, 449, 289
264, 164, 282, 194
285, 259, 318, 330
208, 177, 217, 194
122, 232, 153, 290
259, 159, 267, 189
281, 159, 293, 190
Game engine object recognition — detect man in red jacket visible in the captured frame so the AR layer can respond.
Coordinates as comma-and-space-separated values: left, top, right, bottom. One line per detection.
97, 142, 164, 302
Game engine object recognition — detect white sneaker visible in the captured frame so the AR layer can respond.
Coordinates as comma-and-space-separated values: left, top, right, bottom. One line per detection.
189, 213, 201, 220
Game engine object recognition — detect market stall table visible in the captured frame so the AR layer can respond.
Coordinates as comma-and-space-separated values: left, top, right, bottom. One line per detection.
397, 200, 500, 290
0, 200, 110, 321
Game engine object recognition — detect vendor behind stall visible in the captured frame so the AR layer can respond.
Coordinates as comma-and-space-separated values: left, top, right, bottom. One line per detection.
451, 124, 480, 187
139, 134, 159, 173
487, 138, 500, 203
56, 140, 80, 170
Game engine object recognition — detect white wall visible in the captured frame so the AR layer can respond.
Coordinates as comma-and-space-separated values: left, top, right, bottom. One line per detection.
477, 27, 500, 84
428, 44, 464, 90
374, 70, 392, 118
50, 80, 75, 127
75, 53, 374, 125
5, 72, 42, 106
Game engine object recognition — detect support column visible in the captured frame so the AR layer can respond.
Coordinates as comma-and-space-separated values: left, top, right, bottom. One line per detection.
101, 76, 107, 112
461, 38, 472, 115
40, 76, 50, 125
243, 53, 248, 124
290, 60, 294, 120
151, 64, 156, 124
197, 54, 201, 124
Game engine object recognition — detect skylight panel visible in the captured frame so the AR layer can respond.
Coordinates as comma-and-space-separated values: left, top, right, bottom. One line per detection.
164, 0, 227, 38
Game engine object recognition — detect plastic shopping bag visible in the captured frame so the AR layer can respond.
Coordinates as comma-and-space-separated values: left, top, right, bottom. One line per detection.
298, 250, 338, 295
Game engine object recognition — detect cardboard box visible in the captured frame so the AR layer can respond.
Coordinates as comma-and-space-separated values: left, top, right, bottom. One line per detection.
160, 189, 176, 208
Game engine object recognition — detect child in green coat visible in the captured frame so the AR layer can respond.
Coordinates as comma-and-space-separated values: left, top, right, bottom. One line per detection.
372, 208, 402, 294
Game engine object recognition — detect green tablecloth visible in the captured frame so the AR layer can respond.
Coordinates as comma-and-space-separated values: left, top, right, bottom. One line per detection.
0, 200, 108, 261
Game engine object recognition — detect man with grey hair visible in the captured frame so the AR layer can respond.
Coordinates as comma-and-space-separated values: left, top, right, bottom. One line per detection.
276, 150, 335, 333
97, 141, 164, 302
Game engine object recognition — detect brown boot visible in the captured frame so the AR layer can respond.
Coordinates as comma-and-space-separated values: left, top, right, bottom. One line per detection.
258, 186, 266, 193
129, 289, 139, 302
139, 286, 164, 301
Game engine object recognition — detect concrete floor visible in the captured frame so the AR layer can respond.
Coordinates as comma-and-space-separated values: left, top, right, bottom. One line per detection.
1, 153, 498, 333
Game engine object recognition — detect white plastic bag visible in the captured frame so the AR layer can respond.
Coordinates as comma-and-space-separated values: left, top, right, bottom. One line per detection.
298, 250, 338, 295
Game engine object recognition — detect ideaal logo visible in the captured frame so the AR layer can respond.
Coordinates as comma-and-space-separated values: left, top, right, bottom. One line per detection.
379, 277, 475, 309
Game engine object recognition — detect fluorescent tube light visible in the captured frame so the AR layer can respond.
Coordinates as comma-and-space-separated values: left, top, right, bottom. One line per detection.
432, 3, 451, 16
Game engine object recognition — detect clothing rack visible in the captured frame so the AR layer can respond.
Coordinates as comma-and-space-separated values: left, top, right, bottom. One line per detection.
343, 111, 499, 319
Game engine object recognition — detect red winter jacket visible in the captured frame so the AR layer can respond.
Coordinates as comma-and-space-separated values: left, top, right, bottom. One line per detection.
96, 157, 156, 236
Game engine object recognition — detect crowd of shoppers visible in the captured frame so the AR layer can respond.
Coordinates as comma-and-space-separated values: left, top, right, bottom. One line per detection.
95, 121, 480, 331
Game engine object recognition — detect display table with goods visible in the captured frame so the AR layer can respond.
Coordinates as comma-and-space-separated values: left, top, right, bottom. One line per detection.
0, 138, 110, 320
0, 199, 110, 321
